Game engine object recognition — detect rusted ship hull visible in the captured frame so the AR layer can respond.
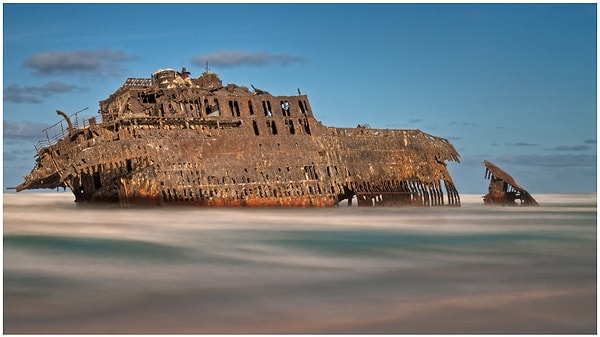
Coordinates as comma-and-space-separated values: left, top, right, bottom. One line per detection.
16, 68, 461, 207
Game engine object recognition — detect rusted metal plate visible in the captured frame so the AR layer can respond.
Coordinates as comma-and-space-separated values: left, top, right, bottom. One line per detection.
16, 67, 462, 207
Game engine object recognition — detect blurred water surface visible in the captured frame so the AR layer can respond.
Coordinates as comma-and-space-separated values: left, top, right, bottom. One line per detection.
3, 192, 597, 333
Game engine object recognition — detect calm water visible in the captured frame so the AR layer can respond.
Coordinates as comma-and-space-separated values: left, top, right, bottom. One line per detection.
3, 192, 597, 333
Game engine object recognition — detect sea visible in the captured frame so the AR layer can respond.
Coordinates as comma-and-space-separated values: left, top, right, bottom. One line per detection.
3, 192, 597, 334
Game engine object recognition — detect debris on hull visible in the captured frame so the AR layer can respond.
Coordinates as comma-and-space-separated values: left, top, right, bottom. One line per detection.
483, 160, 539, 206
16, 67, 462, 207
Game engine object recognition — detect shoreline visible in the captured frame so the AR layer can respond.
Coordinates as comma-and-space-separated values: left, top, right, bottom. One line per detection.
2, 191, 597, 211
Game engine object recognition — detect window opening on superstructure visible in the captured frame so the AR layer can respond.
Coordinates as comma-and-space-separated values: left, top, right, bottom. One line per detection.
204, 98, 220, 117
204, 99, 211, 115
252, 120, 260, 136
280, 100, 291, 116
303, 119, 311, 134
214, 98, 220, 113
234, 101, 240, 117
157, 104, 163, 118
141, 93, 156, 104
303, 165, 318, 180
298, 101, 306, 114
267, 120, 278, 135
248, 100, 255, 115
286, 119, 295, 134
229, 100, 240, 117
195, 98, 202, 116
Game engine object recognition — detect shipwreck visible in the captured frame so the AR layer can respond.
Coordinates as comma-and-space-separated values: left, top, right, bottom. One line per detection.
15, 67, 461, 207
483, 160, 539, 206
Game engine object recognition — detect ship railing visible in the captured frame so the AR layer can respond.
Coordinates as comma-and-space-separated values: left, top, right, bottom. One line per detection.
123, 77, 154, 87
82, 113, 103, 128
35, 130, 65, 152
34, 108, 103, 152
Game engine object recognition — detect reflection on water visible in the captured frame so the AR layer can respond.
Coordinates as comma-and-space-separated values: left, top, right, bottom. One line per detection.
3, 192, 597, 333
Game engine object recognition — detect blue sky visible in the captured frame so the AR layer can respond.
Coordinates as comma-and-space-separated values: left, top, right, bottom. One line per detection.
3, 3, 597, 194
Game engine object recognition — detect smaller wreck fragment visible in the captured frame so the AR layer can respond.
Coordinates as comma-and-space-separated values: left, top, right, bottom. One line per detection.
483, 160, 539, 206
